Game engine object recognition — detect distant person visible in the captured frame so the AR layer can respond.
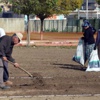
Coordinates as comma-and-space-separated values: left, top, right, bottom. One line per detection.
82, 22, 95, 63
0, 28, 6, 38
94, 30, 100, 59
0, 33, 23, 89
82, 20, 96, 34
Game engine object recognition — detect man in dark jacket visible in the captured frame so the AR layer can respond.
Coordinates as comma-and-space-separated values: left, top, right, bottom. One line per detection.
82, 22, 95, 63
0, 33, 23, 89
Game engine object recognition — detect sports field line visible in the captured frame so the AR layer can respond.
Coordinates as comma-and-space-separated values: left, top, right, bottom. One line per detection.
0, 94, 100, 100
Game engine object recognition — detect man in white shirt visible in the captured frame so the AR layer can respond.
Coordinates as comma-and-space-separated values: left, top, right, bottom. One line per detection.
0, 28, 6, 38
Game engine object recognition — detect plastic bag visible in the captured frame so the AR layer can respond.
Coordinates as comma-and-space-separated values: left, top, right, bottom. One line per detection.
72, 38, 85, 65
86, 49, 100, 72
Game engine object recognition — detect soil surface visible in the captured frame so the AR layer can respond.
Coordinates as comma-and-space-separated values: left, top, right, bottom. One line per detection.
1, 46, 100, 96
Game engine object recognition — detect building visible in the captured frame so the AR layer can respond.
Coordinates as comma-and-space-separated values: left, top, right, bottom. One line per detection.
68, 0, 100, 19
82, 0, 97, 10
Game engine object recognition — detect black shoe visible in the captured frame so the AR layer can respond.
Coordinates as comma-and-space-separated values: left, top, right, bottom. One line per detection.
0, 86, 10, 89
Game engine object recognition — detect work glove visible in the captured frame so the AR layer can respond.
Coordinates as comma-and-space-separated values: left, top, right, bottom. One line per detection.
14, 63, 20, 68
3, 57, 8, 61
81, 37, 84, 40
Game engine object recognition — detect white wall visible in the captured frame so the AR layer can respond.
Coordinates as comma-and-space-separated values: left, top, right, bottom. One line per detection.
0, 18, 25, 32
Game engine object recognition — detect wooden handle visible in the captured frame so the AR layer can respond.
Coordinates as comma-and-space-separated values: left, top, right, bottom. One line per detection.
7, 60, 33, 78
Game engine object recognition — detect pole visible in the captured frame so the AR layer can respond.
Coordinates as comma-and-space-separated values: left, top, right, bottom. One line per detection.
78, 9, 80, 19
86, 0, 88, 19
27, 16, 30, 46
97, 4, 99, 19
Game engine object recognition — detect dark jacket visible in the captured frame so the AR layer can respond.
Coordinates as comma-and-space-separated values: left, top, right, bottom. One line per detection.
95, 31, 100, 59
91, 27, 96, 35
0, 35, 15, 62
95, 31, 100, 46
83, 27, 95, 44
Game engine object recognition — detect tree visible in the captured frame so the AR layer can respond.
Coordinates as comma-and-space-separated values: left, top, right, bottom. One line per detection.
0, 0, 9, 4
0, 0, 11, 11
96, 0, 100, 4
56, 0, 83, 14
1, 0, 83, 45
0, 7, 2, 12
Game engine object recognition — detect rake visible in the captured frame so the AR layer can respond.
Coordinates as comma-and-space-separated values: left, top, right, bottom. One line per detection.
7, 60, 33, 78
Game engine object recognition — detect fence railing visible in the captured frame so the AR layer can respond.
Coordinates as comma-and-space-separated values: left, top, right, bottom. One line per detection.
30, 18, 100, 32
0, 18, 99, 33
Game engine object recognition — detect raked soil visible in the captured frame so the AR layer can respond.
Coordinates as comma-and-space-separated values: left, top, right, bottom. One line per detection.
1, 46, 100, 96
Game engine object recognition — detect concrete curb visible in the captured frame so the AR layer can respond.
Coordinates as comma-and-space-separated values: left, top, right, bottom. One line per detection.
17, 40, 78, 46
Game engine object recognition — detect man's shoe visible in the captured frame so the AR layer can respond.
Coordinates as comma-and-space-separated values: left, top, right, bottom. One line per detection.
4, 80, 13, 86
0, 86, 10, 90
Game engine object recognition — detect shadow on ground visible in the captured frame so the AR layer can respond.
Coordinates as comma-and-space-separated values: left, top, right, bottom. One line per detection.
52, 63, 86, 71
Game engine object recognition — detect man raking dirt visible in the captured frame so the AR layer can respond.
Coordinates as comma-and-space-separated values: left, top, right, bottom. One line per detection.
0, 33, 23, 89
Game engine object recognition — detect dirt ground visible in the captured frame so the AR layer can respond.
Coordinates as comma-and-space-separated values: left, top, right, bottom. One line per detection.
1, 46, 100, 96
6, 32, 97, 40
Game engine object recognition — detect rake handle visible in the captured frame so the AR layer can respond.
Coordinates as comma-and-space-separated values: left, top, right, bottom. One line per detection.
7, 60, 33, 78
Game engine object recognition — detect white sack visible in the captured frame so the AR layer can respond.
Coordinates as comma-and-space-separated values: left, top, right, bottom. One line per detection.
86, 49, 100, 72
72, 38, 85, 65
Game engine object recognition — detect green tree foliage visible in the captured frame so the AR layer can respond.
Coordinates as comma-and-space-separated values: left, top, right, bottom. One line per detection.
56, 0, 83, 14
96, 0, 100, 4
0, 0, 9, 4
0, 7, 2, 12
1, 0, 83, 45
